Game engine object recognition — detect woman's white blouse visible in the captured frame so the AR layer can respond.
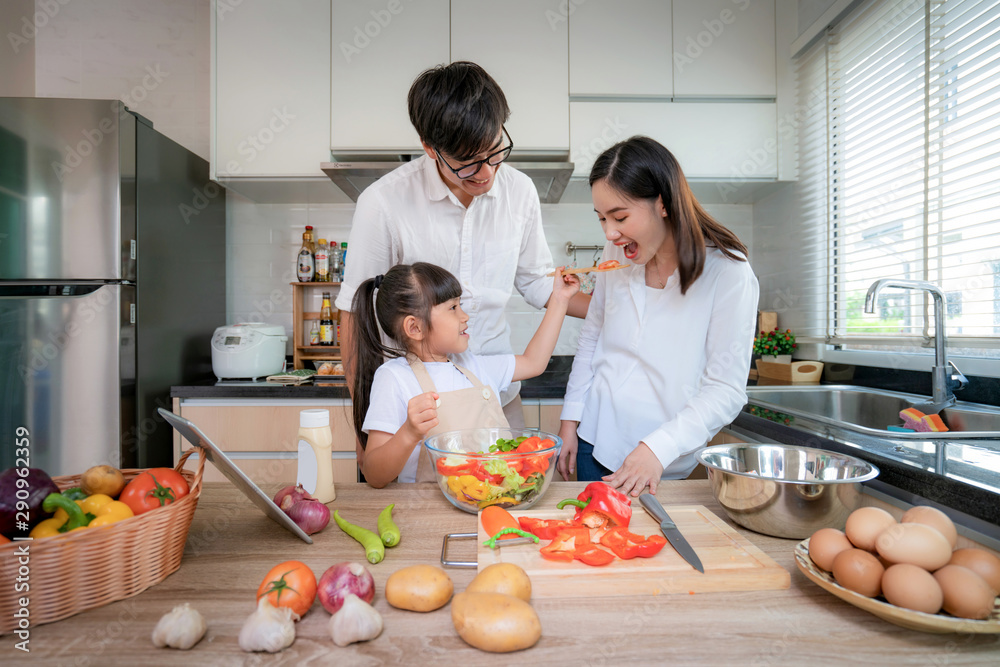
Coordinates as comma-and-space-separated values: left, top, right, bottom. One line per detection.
561, 243, 759, 478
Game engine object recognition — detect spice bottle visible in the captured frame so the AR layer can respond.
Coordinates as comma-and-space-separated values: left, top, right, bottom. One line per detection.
315, 239, 330, 282
296, 231, 314, 282
295, 409, 336, 503
319, 292, 334, 346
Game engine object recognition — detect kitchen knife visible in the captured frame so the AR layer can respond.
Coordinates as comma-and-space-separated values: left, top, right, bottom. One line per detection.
639, 493, 705, 573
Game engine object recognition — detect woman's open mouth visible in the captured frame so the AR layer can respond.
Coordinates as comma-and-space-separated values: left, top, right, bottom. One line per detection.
623, 241, 639, 260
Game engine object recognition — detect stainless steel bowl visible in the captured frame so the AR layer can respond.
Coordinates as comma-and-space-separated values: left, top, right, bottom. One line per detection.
696, 444, 880, 539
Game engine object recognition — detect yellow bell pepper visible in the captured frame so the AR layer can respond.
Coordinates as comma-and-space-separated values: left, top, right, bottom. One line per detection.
88, 501, 134, 527
448, 474, 492, 501
29, 517, 65, 539
79, 493, 115, 515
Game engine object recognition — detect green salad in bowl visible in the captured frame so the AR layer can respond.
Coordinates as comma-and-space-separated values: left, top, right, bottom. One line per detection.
423, 428, 563, 513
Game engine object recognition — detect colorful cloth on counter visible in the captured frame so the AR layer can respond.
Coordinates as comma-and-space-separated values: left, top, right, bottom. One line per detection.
266, 369, 316, 385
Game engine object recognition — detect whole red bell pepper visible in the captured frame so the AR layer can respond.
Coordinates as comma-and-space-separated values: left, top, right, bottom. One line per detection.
557, 482, 632, 529
599, 526, 667, 559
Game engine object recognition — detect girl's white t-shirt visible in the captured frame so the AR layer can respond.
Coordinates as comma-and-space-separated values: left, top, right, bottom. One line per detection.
362, 354, 516, 482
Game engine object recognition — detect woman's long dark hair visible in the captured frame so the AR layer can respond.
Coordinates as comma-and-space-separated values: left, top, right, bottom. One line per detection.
590, 136, 748, 294
349, 262, 463, 448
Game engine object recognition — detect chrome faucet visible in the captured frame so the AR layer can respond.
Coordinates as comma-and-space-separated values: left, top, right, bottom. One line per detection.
864, 279, 968, 412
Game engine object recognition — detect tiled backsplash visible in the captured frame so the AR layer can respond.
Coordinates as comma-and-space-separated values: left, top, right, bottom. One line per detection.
226, 192, 754, 356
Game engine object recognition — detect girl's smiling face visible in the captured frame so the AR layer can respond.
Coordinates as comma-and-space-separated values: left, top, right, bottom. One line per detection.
592, 179, 670, 265
422, 297, 470, 360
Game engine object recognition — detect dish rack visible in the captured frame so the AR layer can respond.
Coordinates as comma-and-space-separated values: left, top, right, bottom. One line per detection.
0, 449, 205, 633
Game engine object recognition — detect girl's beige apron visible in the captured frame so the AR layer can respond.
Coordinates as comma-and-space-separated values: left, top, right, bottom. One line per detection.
408, 355, 509, 482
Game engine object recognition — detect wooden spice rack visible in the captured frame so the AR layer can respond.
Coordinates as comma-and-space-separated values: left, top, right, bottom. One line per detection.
291, 282, 342, 370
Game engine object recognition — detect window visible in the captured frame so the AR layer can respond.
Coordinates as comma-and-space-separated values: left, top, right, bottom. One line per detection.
798, 0, 1000, 356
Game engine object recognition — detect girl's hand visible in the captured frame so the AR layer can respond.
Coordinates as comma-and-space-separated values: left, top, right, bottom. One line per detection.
602, 442, 663, 497
403, 392, 439, 441
551, 267, 580, 305
556, 421, 579, 480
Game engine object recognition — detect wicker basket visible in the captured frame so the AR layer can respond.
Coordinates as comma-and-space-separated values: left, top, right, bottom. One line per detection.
0, 448, 205, 634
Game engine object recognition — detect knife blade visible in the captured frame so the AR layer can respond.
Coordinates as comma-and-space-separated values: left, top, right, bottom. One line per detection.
638, 493, 705, 573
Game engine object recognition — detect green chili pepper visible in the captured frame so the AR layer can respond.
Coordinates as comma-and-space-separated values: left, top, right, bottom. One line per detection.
556, 497, 590, 510
334, 510, 385, 564
482, 527, 539, 549
42, 493, 90, 532
377, 503, 400, 547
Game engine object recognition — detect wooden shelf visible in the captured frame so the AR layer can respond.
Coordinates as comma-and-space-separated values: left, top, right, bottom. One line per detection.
291, 282, 343, 369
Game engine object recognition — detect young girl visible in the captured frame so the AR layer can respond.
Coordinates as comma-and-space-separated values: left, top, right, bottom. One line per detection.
350, 262, 579, 487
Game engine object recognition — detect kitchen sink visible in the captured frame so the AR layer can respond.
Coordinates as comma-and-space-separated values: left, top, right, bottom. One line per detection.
744, 385, 1000, 441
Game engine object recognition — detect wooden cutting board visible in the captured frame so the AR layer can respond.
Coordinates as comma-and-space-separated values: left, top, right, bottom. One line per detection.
477, 505, 789, 598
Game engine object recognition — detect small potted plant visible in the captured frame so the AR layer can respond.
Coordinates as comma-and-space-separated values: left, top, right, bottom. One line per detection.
753, 328, 796, 363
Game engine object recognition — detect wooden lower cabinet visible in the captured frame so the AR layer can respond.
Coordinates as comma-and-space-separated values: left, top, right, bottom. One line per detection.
171, 398, 358, 486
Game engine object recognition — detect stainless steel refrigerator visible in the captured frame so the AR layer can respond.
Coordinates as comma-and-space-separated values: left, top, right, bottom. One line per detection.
0, 98, 226, 475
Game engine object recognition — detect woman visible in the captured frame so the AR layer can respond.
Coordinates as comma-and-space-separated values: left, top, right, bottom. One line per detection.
556, 136, 759, 496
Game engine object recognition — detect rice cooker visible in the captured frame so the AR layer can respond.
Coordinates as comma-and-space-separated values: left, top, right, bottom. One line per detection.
211, 323, 288, 380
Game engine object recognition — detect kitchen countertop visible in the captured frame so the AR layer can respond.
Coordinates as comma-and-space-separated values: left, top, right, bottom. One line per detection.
13, 481, 999, 665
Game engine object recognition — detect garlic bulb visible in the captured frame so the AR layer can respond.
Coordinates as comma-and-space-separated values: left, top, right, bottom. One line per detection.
329, 593, 383, 647
151, 603, 207, 650
239, 598, 299, 653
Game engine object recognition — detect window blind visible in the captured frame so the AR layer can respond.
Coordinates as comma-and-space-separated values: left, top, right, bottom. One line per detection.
798, 0, 1000, 352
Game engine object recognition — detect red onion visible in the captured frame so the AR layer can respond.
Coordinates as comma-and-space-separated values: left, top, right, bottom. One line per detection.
273, 484, 313, 512
318, 562, 375, 614
285, 498, 330, 535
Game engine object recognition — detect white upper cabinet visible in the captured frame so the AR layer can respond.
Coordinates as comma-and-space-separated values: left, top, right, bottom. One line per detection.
330, 0, 449, 153
672, 0, 776, 97
569, 0, 674, 97
451, 0, 569, 152
570, 101, 777, 179
214, 0, 332, 177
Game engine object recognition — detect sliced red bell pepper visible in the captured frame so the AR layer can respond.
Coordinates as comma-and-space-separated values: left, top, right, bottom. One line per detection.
599, 526, 667, 559
515, 437, 553, 474
518, 517, 577, 540
557, 482, 632, 529
574, 543, 615, 566
539, 527, 591, 562
436, 458, 478, 476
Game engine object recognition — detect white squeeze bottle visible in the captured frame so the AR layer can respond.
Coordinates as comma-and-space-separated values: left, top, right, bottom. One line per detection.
295, 409, 336, 503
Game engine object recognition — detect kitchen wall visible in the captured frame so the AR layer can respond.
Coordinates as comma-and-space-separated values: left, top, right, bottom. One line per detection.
226, 194, 754, 355
0, 0, 36, 96
29, 0, 210, 160
23, 0, 757, 357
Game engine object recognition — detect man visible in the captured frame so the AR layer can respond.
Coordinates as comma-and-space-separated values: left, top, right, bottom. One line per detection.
336, 62, 589, 465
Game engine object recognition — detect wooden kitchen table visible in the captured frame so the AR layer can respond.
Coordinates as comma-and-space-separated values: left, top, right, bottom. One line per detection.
9, 482, 999, 665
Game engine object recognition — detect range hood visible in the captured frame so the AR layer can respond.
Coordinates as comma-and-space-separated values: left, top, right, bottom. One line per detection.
321, 154, 575, 204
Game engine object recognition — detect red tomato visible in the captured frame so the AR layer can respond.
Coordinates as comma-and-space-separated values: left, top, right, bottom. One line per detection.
598, 260, 621, 270
119, 468, 189, 515
257, 560, 317, 619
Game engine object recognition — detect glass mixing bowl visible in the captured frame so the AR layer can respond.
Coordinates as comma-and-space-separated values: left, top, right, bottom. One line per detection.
422, 428, 562, 513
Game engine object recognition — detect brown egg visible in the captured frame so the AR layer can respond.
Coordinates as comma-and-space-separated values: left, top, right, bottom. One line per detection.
949, 548, 1000, 593
875, 523, 953, 571
901, 506, 958, 548
845, 507, 897, 551
882, 563, 943, 614
809, 528, 854, 572
933, 565, 997, 620
832, 548, 885, 598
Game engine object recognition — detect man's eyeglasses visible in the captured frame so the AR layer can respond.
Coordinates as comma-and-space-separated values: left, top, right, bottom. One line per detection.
434, 126, 513, 180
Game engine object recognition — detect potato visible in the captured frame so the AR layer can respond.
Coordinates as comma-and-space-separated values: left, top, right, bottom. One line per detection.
80, 465, 125, 497
451, 592, 541, 653
466, 563, 532, 602
385, 565, 453, 612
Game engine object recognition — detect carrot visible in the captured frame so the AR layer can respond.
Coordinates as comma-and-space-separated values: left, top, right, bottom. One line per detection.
480, 506, 520, 540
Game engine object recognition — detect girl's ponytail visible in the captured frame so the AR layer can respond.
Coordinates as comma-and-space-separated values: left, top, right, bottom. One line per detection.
350, 276, 401, 448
